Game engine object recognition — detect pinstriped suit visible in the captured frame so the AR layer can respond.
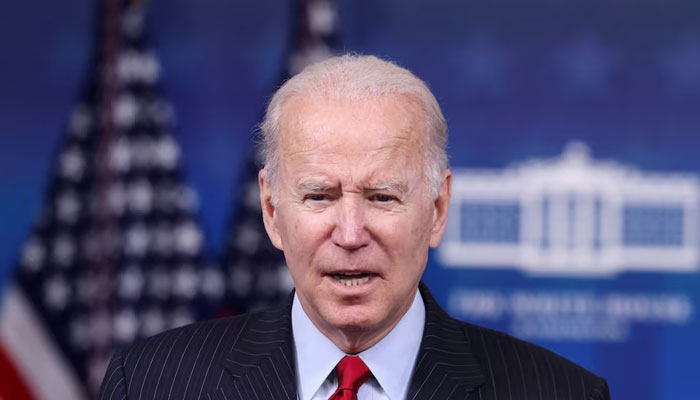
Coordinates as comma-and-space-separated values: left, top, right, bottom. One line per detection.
98, 283, 609, 400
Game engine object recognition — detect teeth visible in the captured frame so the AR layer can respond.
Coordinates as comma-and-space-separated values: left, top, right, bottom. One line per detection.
335, 275, 371, 286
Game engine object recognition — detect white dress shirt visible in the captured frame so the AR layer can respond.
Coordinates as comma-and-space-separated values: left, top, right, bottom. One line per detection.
292, 289, 425, 400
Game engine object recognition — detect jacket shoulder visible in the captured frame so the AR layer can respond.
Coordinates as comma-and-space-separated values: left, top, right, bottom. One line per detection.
458, 320, 610, 400
122, 313, 251, 361
111, 313, 255, 399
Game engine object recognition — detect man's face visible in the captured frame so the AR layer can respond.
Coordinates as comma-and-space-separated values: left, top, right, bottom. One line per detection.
259, 94, 450, 352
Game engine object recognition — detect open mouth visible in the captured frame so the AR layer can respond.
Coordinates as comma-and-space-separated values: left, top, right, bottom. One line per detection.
330, 272, 373, 287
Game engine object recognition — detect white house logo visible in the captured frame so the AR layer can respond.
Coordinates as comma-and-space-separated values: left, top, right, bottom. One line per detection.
439, 142, 700, 276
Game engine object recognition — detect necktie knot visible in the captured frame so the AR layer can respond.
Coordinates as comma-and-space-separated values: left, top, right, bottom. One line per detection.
329, 356, 371, 400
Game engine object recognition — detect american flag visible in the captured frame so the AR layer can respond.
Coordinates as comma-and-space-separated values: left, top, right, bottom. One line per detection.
221, 0, 341, 314
0, 0, 223, 398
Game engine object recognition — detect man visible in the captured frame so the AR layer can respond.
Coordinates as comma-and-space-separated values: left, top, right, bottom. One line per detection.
99, 55, 610, 400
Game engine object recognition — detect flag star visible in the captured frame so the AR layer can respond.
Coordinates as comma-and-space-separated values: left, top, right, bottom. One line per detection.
664, 35, 700, 94
118, 266, 145, 300
114, 94, 139, 128
154, 136, 180, 169
117, 51, 136, 82
127, 179, 153, 213
200, 268, 225, 300
117, 51, 160, 84
175, 222, 203, 255
60, 147, 86, 181
557, 34, 613, 95
308, 0, 336, 35
110, 138, 132, 172
52, 234, 76, 266
56, 190, 81, 224
113, 309, 139, 342
141, 53, 161, 83
22, 237, 46, 272
173, 266, 199, 299
125, 223, 150, 257
44, 275, 71, 311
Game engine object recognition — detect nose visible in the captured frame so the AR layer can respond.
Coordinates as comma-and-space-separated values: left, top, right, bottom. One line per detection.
331, 198, 371, 250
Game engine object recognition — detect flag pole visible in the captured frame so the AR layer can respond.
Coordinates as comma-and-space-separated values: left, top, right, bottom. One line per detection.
89, 0, 122, 393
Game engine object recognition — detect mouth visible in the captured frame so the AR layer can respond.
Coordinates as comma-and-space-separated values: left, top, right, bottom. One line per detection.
329, 272, 375, 287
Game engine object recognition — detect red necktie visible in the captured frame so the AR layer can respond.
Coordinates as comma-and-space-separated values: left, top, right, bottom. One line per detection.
328, 356, 372, 400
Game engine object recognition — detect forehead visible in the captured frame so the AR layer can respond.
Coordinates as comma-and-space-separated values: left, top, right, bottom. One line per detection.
278, 94, 426, 164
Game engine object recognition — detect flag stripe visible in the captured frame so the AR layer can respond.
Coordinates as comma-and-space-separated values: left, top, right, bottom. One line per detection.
0, 287, 87, 400
1, 1, 222, 397
0, 341, 35, 400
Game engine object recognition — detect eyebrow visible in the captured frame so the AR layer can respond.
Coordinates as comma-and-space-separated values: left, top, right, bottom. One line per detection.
367, 180, 408, 193
296, 178, 333, 192
295, 178, 409, 196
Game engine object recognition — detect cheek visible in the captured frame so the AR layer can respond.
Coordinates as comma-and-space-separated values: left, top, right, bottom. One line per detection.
405, 205, 435, 243
273, 208, 301, 252
278, 210, 331, 259
292, 213, 330, 238
373, 212, 431, 257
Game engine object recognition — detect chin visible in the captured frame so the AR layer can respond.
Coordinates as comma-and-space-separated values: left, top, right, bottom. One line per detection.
324, 307, 383, 332
333, 318, 378, 332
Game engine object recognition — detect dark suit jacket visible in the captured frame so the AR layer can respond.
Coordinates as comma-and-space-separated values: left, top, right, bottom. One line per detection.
98, 284, 609, 399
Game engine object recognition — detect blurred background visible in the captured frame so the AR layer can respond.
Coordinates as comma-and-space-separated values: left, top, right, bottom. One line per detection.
0, 0, 698, 399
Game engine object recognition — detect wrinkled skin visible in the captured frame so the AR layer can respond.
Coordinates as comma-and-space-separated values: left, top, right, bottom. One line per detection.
259, 94, 451, 353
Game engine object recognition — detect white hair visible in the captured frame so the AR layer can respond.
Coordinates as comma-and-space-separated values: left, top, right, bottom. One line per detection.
259, 54, 448, 205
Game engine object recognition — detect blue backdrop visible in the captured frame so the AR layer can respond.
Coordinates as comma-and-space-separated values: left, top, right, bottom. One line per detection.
1, 1, 699, 398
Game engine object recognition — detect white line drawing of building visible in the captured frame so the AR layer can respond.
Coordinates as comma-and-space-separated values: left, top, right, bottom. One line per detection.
439, 142, 700, 276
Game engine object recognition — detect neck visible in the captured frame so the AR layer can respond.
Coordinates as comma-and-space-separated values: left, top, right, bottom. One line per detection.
296, 291, 417, 354
322, 322, 399, 354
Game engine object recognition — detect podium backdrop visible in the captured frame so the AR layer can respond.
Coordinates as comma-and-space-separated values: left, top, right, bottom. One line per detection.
1, 1, 698, 399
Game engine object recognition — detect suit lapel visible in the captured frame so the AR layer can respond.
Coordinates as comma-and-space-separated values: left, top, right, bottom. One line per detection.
215, 296, 298, 400
406, 283, 486, 400
204, 284, 484, 400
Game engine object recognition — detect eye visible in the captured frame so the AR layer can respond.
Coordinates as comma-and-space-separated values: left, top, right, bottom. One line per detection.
306, 194, 327, 202
372, 194, 396, 202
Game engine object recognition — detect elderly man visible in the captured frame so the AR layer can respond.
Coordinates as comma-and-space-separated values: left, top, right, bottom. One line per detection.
99, 55, 609, 400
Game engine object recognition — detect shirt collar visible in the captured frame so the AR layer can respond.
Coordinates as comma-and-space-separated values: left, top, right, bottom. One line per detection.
292, 289, 425, 400
292, 294, 345, 400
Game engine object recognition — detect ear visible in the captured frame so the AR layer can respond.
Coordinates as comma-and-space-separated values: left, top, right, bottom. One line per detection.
259, 169, 284, 250
429, 169, 451, 248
